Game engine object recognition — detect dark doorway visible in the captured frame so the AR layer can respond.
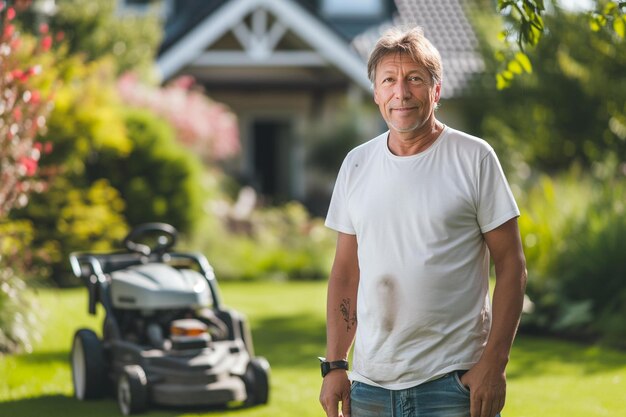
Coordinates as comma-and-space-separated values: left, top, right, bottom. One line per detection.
251, 119, 292, 202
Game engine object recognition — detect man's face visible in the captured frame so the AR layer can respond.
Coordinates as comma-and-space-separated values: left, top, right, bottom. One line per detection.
373, 53, 441, 135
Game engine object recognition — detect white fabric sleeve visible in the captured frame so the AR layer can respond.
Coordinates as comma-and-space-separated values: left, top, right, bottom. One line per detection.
476, 150, 520, 233
325, 158, 356, 235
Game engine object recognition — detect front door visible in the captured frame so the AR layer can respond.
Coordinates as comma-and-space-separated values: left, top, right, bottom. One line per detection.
251, 119, 292, 203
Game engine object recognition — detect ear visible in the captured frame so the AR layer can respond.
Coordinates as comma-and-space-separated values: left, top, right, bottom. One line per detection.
433, 83, 441, 103
373, 86, 380, 105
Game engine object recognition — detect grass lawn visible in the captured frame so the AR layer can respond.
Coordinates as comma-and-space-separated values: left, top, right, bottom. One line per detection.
1, 280, 625, 417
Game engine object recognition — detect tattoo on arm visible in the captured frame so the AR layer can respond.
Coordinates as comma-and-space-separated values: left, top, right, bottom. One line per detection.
340, 298, 357, 332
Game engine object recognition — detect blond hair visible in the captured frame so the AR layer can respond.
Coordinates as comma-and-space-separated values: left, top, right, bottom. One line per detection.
367, 26, 443, 86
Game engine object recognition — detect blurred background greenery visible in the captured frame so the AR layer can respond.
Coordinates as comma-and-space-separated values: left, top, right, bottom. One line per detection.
1, 0, 625, 415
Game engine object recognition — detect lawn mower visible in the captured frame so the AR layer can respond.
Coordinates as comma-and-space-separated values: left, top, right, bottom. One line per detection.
68, 223, 270, 415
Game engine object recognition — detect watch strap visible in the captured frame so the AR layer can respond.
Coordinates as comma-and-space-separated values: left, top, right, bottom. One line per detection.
318, 357, 349, 377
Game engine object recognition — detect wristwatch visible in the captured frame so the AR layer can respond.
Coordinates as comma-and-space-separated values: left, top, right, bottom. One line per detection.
318, 357, 349, 377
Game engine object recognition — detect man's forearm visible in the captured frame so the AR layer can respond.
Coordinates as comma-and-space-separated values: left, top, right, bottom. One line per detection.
325, 232, 360, 361
481, 218, 528, 369
482, 259, 527, 368
326, 275, 358, 361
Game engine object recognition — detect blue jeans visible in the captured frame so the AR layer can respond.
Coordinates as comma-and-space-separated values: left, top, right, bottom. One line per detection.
350, 372, 501, 417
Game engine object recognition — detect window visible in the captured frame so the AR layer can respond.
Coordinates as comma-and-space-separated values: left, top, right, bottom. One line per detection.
321, 0, 383, 18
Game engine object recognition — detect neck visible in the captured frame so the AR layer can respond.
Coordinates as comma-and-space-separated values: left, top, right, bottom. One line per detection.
387, 120, 444, 156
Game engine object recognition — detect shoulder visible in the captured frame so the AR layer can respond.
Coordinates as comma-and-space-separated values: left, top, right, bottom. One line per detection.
342, 131, 387, 166
347, 131, 387, 157
442, 127, 494, 157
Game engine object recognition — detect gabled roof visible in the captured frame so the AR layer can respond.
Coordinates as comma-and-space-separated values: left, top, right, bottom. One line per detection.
156, 0, 371, 90
352, 0, 484, 98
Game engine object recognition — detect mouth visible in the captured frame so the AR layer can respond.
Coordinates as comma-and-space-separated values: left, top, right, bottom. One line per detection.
391, 106, 417, 113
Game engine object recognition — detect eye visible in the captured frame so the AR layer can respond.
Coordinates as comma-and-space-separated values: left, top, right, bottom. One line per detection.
409, 76, 425, 84
381, 77, 394, 84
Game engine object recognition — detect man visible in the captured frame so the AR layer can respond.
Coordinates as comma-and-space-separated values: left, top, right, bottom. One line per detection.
319, 26, 527, 417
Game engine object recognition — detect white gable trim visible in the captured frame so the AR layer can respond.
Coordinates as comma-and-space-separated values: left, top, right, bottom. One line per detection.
156, 0, 371, 90
194, 51, 327, 67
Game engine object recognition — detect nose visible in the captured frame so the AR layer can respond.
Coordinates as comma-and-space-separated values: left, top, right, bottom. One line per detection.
393, 79, 411, 100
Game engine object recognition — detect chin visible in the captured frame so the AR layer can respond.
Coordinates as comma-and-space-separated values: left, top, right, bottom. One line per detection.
388, 122, 423, 134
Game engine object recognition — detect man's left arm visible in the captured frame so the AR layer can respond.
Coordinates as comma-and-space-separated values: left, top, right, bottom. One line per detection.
461, 217, 527, 417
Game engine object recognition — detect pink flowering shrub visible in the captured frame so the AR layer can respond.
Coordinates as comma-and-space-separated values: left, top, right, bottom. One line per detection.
0, 2, 56, 353
117, 73, 240, 162
0, 4, 54, 217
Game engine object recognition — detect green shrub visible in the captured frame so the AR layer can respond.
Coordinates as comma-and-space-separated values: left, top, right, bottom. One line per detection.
16, 177, 129, 286
184, 186, 336, 281
87, 108, 204, 234
0, 220, 39, 353
519, 164, 626, 346
233, 202, 335, 280
10, 57, 133, 285
12, 57, 204, 284
549, 174, 626, 345
43, 57, 132, 171
517, 167, 591, 296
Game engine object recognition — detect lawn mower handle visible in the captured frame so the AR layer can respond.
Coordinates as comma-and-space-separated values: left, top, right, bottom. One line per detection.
69, 253, 108, 315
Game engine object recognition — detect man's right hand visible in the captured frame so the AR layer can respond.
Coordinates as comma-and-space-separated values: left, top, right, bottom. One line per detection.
319, 370, 351, 417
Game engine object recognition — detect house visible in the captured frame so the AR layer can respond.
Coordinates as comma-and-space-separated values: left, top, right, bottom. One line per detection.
122, 0, 484, 213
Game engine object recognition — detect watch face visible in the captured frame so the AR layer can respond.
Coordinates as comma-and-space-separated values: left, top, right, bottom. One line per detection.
321, 362, 331, 377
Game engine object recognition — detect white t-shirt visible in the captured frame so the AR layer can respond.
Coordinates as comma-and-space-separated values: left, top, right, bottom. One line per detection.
325, 126, 520, 390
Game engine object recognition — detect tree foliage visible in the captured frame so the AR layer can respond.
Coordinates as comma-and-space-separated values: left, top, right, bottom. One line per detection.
42, 0, 161, 78
468, 5, 626, 172
494, 0, 625, 88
